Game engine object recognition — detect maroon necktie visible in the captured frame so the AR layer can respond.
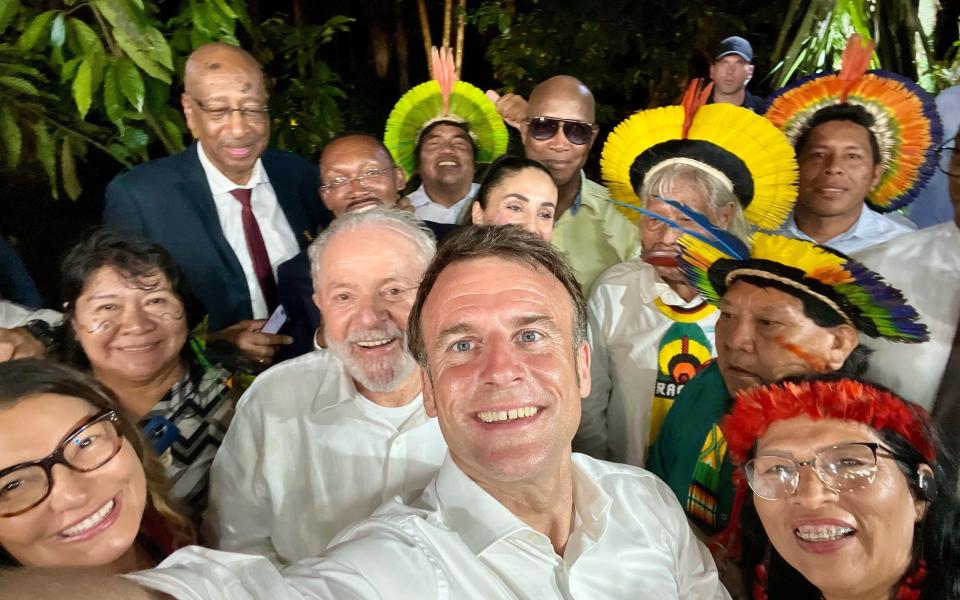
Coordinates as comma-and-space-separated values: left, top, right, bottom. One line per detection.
230, 188, 278, 312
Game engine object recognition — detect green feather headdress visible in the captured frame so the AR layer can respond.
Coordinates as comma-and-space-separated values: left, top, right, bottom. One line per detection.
384, 47, 508, 177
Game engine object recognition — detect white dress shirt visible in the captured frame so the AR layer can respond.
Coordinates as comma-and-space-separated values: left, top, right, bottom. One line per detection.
776, 205, 914, 255
408, 182, 479, 224
197, 142, 300, 318
852, 222, 960, 410
204, 349, 447, 564
578, 259, 718, 466
0, 300, 61, 328
129, 454, 729, 599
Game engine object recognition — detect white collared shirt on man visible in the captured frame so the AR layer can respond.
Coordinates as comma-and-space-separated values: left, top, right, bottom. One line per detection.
132, 453, 729, 599
408, 182, 479, 224
776, 204, 914, 255
197, 141, 300, 318
203, 349, 447, 565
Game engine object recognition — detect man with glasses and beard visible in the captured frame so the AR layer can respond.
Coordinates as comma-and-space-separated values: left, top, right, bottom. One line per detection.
495, 76, 640, 294
203, 207, 447, 565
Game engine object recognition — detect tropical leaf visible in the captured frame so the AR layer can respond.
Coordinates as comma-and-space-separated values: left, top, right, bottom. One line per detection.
94, 0, 173, 82
115, 56, 144, 111
50, 12, 65, 48
0, 75, 39, 95
72, 57, 93, 118
103, 60, 123, 126
0, 107, 21, 167
17, 10, 54, 51
0, 0, 20, 36
68, 18, 105, 57
61, 135, 81, 200
33, 121, 56, 198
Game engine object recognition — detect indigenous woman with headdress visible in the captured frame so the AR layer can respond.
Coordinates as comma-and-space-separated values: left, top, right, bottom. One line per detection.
722, 376, 960, 600
576, 79, 798, 467
384, 47, 508, 224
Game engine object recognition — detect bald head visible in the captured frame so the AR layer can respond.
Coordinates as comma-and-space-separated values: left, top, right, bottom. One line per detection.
183, 43, 264, 96
526, 75, 595, 123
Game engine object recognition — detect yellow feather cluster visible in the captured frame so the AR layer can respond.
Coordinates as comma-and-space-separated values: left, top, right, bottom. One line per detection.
749, 233, 850, 283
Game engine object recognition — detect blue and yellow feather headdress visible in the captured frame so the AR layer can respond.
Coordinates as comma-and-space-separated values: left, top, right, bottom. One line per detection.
384, 47, 508, 178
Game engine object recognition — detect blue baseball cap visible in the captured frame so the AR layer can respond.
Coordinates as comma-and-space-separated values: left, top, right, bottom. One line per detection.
715, 36, 753, 62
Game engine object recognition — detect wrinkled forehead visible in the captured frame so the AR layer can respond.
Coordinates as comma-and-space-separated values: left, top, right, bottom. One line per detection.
318, 226, 424, 284
721, 279, 807, 315
320, 137, 392, 173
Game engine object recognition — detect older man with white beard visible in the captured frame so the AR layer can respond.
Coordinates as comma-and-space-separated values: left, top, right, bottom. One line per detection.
203, 207, 447, 565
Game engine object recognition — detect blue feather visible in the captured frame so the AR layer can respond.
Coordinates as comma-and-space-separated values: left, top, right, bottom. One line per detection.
654, 195, 750, 259
604, 198, 719, 248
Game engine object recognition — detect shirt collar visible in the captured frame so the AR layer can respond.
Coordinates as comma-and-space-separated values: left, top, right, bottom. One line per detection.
196, 141, 268, 195
434, 454, 611, 556
408, 183, 478, 208
567, 172, 586, 216
782, 206, 869, 245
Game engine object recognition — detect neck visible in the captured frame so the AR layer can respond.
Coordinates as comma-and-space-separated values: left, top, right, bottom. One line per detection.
555, 175, 583, 218
423, 179, 473, 209
95, 360, 186, 420
356, 368, 422, 408
471, 453, 576, 555
93, 542, 155, 576
712, 88, 746, 106
793, 204, 863, 244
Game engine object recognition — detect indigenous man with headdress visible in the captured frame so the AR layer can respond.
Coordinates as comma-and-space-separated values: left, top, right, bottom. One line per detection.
766, 35, 941, 255
576, 80, 797, 466
384, 47, 508, 224
647, 228, 929, 541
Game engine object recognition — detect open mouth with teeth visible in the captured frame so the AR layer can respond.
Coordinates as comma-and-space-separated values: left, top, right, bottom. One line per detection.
354, 338, 396, 350
436, 160, 460, 168
59, 497, 120, 540
476, 406, 540, 424
794, 524, 856, 543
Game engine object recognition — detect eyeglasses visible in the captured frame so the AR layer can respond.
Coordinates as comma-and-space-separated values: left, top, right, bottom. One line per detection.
320, 166, 397, 191
187, 94, 269, 124
0, 411, 123, 517
527, 116, 598, 146
935, 143, 959, 178
745, 442, 893, 501
73, 293, 185, 335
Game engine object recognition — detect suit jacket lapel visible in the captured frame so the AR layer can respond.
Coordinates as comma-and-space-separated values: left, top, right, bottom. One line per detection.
263, 151, 312, 249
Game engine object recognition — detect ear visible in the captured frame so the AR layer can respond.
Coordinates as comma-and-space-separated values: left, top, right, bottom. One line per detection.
869, 162, 883, 192
745, 64, 755, 79
311, 291, 324, 315
421, 368, 437, 418
471, 201, 484, 225
825, 324, 859, 371
576, 339, 592, 398
715, 201, 735, 230
181, 93, 198, 136
394, 166, 407, 191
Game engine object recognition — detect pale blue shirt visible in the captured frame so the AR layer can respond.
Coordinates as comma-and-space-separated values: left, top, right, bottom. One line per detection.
777, 206, 915, 255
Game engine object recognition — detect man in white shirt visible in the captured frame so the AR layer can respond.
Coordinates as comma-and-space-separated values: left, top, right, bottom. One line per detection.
205, 207, 447, 564
406, 121, 479, 224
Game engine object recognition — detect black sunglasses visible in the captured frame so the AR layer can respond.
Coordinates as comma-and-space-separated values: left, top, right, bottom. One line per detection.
527, 117, 598, 146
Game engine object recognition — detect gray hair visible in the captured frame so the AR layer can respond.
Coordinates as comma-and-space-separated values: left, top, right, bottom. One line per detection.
639, 162, 751, 242
308, 207, 437, 291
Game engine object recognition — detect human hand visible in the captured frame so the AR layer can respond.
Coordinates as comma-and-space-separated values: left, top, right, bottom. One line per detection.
486, 90, 528, 134
208, 320, 292, 365
0, 327, 45, 362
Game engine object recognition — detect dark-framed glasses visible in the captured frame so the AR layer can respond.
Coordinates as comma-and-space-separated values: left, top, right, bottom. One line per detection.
187, 94, 269, 124
745, 442, 893, 501
527, 116, 598, 146
935, 143, 959, 178
321, 166, 397, 191
0, 411, 123, 517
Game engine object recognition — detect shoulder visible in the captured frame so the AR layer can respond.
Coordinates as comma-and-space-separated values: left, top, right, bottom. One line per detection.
572, 454, 686, 514
109, 147, 193, 189
235, 350, 344, 417
262, 148, 317, 177
593, 258, 655, 291
277, 250, 311, 279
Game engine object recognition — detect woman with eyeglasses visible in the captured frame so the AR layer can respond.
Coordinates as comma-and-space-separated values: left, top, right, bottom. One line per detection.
466, 155, 559, 241
721, 375, 959, 600
0, 359, 193, 570
57, 229, 241, 519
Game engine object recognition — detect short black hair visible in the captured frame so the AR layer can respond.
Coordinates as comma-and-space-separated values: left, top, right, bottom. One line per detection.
794, 103, 881, 165
319, 131, 395, 186
413, 120, 478, 171
473, 155, 554, 210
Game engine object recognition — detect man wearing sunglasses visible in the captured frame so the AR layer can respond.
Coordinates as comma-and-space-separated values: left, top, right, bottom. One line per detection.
519, 76, 640, 294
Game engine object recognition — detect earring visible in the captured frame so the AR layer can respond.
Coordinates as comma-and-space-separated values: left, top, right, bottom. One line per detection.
917, 469, 938, 502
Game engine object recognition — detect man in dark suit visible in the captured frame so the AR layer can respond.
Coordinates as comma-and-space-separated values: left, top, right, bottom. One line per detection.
104, 43, 332, 364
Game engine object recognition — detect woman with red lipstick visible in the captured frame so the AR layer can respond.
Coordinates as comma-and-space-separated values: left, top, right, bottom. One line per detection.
57, 230, 241, 519
0, 360, 193, 571
722, 376, 959, 600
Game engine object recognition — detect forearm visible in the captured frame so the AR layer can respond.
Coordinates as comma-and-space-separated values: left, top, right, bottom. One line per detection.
0, 568, 167, 600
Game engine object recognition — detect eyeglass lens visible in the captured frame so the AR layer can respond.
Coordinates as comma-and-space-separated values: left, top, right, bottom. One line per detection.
746, 443, 879, 500
528, 118, 593, 145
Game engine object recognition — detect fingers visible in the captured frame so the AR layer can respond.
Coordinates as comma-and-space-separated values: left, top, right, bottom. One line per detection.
234, 330, 293, 364
0, 328, 44, 361
491, 92, 528, 131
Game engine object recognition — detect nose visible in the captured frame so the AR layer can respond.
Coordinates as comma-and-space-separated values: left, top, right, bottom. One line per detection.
354, 294, 390, 328
723, 317, 755, 353
226, 108, 251, 137
479, 336, 523, 387
824, 153, 844, 174
46, 465, 94, 514
790, 464, 839, 509
117, 303, 156, 334
661, 225, 684, 246
348, 177, 371, 195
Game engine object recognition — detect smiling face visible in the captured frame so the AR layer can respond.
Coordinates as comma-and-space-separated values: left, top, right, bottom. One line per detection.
314, 225, 425, 393
417, 123, 476, 192
522, 83, 597, 189
181, 47, 270, 186
472, 167, 558, 241
71, 267, 187, 387
319, 136, 406, 216
709, 55, 754, 96
796, 119, 883, 222
754, 416, 924, 599
0, 394, 146, 567
418, 257, 590, 485
715, 281, 857, 396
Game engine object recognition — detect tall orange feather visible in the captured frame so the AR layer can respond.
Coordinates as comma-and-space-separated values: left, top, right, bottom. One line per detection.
681, 79, 714, 139
430, 46, 458, 116
837, 34, 875, 103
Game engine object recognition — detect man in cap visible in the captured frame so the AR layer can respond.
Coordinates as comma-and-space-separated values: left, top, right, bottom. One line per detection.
709, 36, 763, 112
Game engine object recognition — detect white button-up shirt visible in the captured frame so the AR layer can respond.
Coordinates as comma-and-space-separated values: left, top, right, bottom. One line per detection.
853, 222, 960, 410
197, 141, 300, 318
408, 182, 479, 224
131, 454, 729, 599
578, 259, 719, 466
776, 205, 914, 255
204, 349, 447, 564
